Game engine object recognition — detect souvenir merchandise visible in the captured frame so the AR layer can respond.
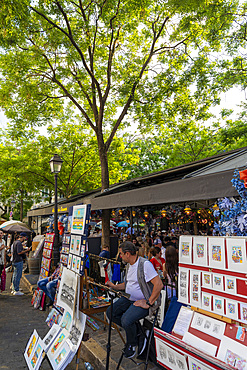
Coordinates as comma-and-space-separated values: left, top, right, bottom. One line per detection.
60, 310, 72, 332
43, 248, 52, 259
201, 292, 212, 312
24, 331, 45, 370
188, 357, 212, 370
178, 267, 189, 304
71, 205, 87, 235
46, 308, 62, 328
213, 296, 225, 316
43, 324, 62, 353
45, 233, 55, 243
179, 236, 193, 264
212, 274, 224, 291
190, 312, 226, 340
67, 311, 86, 351
155, 338, 188, 370
225, 299, 239, 320
56, 268, 77, 315
47, 329, 69, 366
225, 276, 237, 295
217, 336, 247, 368
182, 332, 217, 357
193, 236, 208, 267
44, 241, 53, 250
62, 234, 70, 245
208, 237, 225, 269
190, 270, 201, 307
240, 302, 247, 324
201, 272, 212, 288
32, 238, 45, 258
60, 254, 68, 265
226, 238, 247, 273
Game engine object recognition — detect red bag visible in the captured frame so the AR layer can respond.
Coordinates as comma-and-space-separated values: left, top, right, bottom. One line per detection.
0, 267, 6, 291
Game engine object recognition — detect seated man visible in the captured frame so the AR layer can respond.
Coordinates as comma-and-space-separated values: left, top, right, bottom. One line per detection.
38, 263, 60, 306
106, 241, 163, 359
99, 245, 110, 259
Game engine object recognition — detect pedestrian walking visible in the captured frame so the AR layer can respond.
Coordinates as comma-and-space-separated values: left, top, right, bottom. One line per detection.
12, 233, 31, 295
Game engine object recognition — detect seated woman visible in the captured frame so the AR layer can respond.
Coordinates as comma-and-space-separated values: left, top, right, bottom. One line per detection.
163, 245, 178, 299
149, 246, 165, 276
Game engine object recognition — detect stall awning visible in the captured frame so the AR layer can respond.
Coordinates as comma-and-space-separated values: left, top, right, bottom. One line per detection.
91, 169, 237, 210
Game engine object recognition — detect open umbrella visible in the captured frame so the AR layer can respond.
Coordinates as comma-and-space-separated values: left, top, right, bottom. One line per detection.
116, 221, 129, 227
0, 220, 31, 234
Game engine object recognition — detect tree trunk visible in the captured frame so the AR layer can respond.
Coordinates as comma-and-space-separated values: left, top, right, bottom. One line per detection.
20, 189, 24, 221
98, 141, 111, 248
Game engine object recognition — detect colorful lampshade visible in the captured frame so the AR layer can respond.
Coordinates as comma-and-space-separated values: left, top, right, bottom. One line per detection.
143, 210, 149, 218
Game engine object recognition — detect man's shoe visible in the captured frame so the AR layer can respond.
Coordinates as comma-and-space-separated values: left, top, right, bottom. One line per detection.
138, 330, 149, 356
123, 344, 136, 358
13, 291, 24, 296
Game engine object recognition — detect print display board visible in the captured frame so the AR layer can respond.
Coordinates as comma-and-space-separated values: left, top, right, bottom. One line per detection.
178, 235, 247, 321
66, 204, 91, 276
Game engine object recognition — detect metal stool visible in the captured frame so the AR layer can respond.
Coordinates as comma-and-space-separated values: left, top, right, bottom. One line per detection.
116, 309, 159, 370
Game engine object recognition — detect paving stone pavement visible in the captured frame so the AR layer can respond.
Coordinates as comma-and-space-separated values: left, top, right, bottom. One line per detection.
0, 272, 161, 370
0, 273, 86, 370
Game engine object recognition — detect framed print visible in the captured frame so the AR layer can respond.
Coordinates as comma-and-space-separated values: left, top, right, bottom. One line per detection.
212, 274, 224, 291
193, 236, 208, 267
28, 338, 45, 370
45, 233, 55, 243
213, 295, 224, 315
43, 324, 61, 353
44, 241, 53, 250
43, 248, 52, 259
74, 235, 81, 256
226, 299, 238, 320
226, 238, 247, 273
190, 270, 201, 307
208, 237, 225, 269
24, 330, 39, 364
71, 204, 87, 235
41, 257, 51, 271
69, 235, 76, 254
178, 267, 189, 304
179, 236, 193, 264
191, 312, 226, 340
202, 272, 212, 288
47, 329, 69, 366
201, 292, 212, 312
225, 276, 236, 295
155, 338, 188, 370
56, 267, 78, 315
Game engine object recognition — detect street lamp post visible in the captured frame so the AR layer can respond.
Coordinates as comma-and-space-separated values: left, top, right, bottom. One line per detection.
49, 154, 63, 267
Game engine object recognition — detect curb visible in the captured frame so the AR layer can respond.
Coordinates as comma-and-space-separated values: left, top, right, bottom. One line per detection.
80, 338, 124, 370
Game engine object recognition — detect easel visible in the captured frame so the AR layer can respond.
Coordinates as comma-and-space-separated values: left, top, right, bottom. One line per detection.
75, 269, 127, 370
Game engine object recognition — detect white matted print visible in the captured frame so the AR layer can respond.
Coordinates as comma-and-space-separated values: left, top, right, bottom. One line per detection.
226, 299, 238, 320
240, 302, 247, 324
71, 204, 87, 235
226, 238, 247, 273
179, 236, 193, 264
202, 272, 212, 288
225, 276, 237, 295
191, 312, 226, 340
193, 236, 208, 267
28, 338, 45, 370
24, 330, 39, 365
178, 267, 189, 305
155, 338, 188, 370
43, 324, 61, 353
208, 237, 225, 269
213, 295, 224, 315
217, 336, 247, 368
190, 270, 201, 307
201, 292, 212, 312
47, 329, 69, 367
56, 267, 77, 315
67, 254, 73, 270
67, 311, 86, 351
212, 274, 224, 291
188, 357, 212, 370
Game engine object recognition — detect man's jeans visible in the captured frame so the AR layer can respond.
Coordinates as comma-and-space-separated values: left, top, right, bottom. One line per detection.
37, 278, 58, 301
106, 296, 149, 346
12, 261, 23, 292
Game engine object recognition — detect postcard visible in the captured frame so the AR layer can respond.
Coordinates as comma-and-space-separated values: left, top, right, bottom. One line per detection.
236, 326, 246, 342
179, 236, 193, 264
226, 238, 247, 273
212, 274, 224, 291
208, 237, 225, 269
193, 236, 208, 267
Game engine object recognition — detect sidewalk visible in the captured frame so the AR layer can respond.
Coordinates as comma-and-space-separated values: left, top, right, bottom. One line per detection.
0, 272, 160, 369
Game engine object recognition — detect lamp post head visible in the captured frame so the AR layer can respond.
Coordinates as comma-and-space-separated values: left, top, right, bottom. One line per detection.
10, 199, 16, 208
49, 154, 63, 174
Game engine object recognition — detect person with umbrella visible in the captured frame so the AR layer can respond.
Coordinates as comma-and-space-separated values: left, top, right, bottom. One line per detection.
12, 232, 31, 295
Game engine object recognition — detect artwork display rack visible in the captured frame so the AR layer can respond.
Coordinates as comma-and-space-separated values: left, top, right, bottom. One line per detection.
154, 235, 247, 370
31, 232, 55, 310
